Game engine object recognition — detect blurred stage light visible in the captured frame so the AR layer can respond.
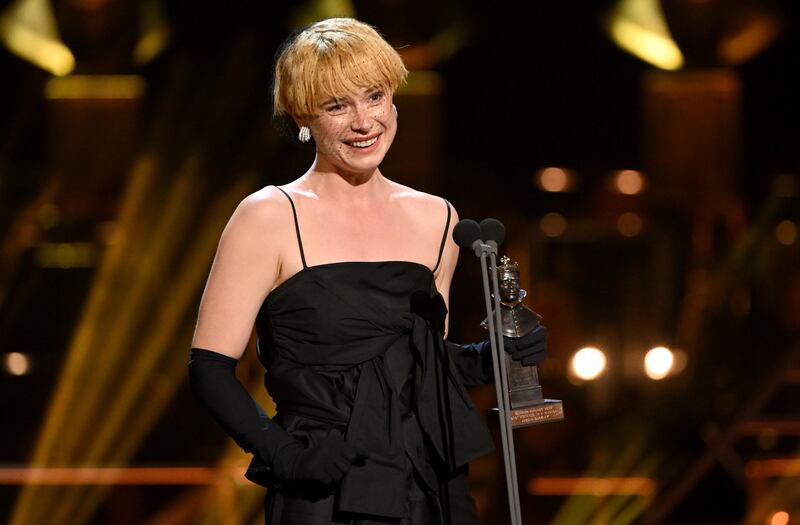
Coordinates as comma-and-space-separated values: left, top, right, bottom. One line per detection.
0, 0, 75, 76
617, 212, 643, 237
34, 242, 97, 268
571, 347, 607, 381
769, 510, 789, 525
605, 0, 683, 70
527, 476, 656, 496
44, 75, 146, 100
644, 346, 674, 380
540, 212, 567, 237
4, 352, 31, 376
536, 167, 574, 192
776, 220, 797, 246
614, 169, 645, 194
37, 204, 59, 229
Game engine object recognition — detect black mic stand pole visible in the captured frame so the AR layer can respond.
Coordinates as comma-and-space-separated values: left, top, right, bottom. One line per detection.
473, 238, 522, 525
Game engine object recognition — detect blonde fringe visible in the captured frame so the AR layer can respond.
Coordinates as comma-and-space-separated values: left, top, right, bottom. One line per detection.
274, 18, 408, 118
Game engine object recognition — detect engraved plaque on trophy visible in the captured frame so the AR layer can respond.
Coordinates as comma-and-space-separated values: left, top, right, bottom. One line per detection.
482, 256, 564, 428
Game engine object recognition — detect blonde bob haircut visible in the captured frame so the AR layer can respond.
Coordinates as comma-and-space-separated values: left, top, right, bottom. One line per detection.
273, 18, 408, 119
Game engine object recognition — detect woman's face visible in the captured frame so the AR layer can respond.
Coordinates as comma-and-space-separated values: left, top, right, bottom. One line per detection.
304, 85, 396, 176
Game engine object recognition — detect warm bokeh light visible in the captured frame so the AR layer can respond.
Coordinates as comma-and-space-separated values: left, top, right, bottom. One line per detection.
769, 510, 789, 525
34, 242, 97, 268
614, 169, 645, 194
776, 220, 797, 246
571, 347, 607, 381
527, 476, 656, 496
606, 0, 684, 70
4, 352, 31, 376
617, 212, 643, 237
45, 75, 147, 100
37, 203, 59, 229
718, 16, 781, 65
644, 346, 674, 380
540, 212, 567, 237
537, 167, 570, 192
0, 2, 76, 76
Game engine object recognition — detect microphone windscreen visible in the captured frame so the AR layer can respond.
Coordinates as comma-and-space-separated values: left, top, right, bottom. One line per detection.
480, 218, 505, 245
453, 219, 482, 248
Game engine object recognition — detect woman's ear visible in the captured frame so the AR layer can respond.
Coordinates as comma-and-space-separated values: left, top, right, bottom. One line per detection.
291, 114, 306, 130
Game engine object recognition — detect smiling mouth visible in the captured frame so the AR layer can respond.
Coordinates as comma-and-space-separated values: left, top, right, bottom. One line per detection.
346, 135, 380, 148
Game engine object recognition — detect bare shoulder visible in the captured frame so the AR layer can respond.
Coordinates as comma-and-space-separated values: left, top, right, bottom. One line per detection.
192, 185, 294, 357
216, 185, 298, 270
233, 185, 291, 221
387, 181, 458, 223
222, 186, 293, 239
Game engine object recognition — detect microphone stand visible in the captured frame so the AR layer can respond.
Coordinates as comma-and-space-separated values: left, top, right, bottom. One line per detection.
474, 239, 522, 525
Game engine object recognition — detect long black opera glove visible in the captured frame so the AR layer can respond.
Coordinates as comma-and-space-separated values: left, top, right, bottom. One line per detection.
188, 348, 369, 488
445, 324, 548, 388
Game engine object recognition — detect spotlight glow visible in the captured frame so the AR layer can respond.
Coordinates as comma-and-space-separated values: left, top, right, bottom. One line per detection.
776, 220, 797, 246
769, 511, 789, 525
606, 0, 684, 71
617, 212, 643, 237
571, 347, 607, 381
540, 213, 567, 237
614, 170, 645, 194
644, 346, 674, 380
4, 352, 31, 376
537, 167, 570, 192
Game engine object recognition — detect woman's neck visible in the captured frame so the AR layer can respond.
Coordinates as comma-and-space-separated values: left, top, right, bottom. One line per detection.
301, 161, 389, 205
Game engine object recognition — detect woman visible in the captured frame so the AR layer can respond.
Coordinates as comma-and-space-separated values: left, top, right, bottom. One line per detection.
188, 17, 547, 525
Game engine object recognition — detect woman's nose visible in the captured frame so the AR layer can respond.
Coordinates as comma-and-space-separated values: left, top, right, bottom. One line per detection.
350, 106, 373, 132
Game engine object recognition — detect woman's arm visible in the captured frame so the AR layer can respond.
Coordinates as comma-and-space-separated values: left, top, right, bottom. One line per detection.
191, 189, 282, 357
434, 201, 459, 340
188, 188, 366, 487
433, 202, 493, 387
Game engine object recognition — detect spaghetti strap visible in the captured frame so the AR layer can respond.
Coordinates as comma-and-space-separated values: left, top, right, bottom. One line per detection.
432, 198, 451, 274
274, 186, 308, 269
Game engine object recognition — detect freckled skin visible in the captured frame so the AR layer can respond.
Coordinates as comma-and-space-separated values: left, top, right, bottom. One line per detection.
299, 86, 397, 178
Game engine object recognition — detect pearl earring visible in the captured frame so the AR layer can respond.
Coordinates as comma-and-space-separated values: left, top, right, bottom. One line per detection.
298, 126, 311, 143
392, 104, 398, 119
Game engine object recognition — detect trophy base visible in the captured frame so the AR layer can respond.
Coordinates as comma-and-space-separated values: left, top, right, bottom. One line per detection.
511, 399, 564, 428
491, 399, 564, 428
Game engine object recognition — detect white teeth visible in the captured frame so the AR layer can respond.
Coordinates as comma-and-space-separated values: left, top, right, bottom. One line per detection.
351, 137, 377, 148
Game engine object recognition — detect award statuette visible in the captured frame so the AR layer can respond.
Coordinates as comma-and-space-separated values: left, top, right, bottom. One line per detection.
482, 255, 564, 428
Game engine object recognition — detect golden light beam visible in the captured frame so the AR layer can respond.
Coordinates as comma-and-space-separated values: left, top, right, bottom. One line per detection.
9, 154, 158, 525
9, 149, 258, 524
550, 429, 662, 525
52, 173, 258, 525
605, 0, 684, 71
0, 466, 236, 485
44, 155, 206, 524
0, 0, 74, 75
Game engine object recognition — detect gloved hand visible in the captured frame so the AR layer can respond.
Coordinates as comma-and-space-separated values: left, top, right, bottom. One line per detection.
446, 324, 548, 388
188, 347, 369, 488
272, 433, 370, 486
503, 324, 548, 366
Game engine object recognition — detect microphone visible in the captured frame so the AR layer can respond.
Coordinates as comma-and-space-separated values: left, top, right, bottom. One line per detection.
453, 219, 482, 255
454, 214, 523, 524
479, 218, 505, 245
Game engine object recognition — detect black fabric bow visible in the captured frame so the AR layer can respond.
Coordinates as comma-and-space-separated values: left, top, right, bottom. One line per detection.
409, 290, 448, 334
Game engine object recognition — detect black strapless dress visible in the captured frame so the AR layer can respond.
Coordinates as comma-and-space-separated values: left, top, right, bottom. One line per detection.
246, 187, 494, 525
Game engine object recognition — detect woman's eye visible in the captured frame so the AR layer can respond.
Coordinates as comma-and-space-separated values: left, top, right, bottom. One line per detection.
326, 104, 345, 113
370, 91, 384, 102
